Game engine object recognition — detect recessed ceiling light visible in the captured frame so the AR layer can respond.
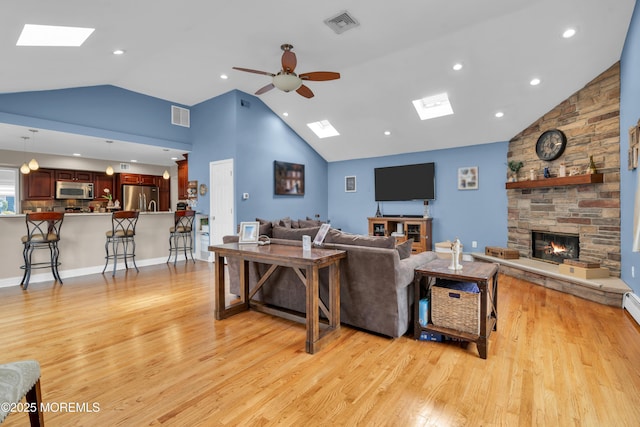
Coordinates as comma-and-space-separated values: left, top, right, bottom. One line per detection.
452, 63, 463, 71
384, 131, 391, 136
530, 78, 541, 86
112, 49, 125, 55
17, 24, 94, 47
72, 153, 82, 157
283, 112, 289, 117
495, 112, 504, 118
307, 120, 340, 139
130, 160, 138, 163
412, 93, 454, 120
170, 157, 178, 160
563, 28, 576, 38
220, 74, 228, 79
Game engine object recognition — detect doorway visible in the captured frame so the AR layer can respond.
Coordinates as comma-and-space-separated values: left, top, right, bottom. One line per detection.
209, 159, 235, 248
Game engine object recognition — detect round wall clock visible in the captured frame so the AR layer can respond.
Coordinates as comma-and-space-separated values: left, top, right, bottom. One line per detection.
199, 183, 208, 196
535, 129, 567, 161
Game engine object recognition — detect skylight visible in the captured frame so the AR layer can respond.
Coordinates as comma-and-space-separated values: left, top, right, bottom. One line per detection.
307, 120, 340, 138
412, 92, 454, 121
16, 24, 95, 47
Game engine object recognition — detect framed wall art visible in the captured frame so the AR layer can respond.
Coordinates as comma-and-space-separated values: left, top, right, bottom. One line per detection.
630, 122, 639, 170
345, 176, 356, 192
274, 161, 305, 196
458, 166, 478, 190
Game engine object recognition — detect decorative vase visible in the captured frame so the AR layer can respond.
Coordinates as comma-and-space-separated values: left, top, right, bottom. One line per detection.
588, 155, 597, 174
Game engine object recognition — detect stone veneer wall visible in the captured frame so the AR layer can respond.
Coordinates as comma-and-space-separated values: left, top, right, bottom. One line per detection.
507, 63, 621, 276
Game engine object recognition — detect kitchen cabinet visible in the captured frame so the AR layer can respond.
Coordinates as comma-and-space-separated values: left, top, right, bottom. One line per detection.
55, 169, 93, 182
176, 154, 188, 200
158, 175, 170, 211
94, 173, 115, 201
119, 173, 156, 185
23, 168, 56, 200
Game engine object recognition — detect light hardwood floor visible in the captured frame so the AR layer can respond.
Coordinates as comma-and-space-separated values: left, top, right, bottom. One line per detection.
2, 261, 640, 426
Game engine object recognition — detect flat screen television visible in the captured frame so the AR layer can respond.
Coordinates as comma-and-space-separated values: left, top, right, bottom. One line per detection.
374, 162, 435, 201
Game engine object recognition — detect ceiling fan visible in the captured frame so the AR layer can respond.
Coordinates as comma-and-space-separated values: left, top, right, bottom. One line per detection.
233, 43, 340, 99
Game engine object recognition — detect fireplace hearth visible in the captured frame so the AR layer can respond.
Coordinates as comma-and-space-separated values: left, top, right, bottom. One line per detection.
531, 231, 579, 264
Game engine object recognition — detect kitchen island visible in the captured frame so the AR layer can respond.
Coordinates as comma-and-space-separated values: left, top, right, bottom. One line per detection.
0, 211, 177, 288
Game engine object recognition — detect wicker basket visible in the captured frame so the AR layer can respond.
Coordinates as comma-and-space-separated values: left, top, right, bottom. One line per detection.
431, 285, 480, 335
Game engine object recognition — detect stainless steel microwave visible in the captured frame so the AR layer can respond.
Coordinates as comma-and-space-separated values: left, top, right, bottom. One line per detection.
55, 181, 94, 200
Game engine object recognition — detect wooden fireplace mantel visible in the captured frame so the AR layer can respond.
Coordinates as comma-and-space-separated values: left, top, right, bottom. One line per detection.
505, 173, 603, 190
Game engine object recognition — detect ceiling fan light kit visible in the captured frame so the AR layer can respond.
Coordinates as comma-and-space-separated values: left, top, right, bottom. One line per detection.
233, 43, 340, 99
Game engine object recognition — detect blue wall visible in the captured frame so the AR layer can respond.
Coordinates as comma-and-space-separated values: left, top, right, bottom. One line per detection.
328, 142, 509, 251
620, 0, 640, 292
189, 90, 328, 223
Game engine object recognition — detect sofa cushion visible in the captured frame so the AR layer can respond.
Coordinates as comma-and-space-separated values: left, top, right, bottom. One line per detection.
299, 218, 323, 228
325, 229, 395, 249
272, 225, 321, 240
396, 239, 414, 260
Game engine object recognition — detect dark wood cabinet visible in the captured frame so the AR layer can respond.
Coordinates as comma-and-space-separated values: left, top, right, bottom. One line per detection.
55, 170, 93, 182
119, 173, 157, 186
23, 168, 56, 200
94, 173, 115, 201
176, 154, 188, 200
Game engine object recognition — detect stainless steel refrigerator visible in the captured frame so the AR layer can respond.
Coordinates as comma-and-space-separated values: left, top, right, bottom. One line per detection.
121, 185, 159, 212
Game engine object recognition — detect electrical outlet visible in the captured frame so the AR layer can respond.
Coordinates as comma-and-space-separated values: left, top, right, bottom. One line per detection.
472, 241, 478, 248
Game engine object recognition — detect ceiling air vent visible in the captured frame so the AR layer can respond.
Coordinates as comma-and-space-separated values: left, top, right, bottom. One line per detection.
171, 105, 190, 128
119, 163, 130, 171
324, 10, 360, 34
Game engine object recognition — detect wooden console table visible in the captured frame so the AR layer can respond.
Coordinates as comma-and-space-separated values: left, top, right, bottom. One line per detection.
209, 243, 346, 354
414, 259, 499, 359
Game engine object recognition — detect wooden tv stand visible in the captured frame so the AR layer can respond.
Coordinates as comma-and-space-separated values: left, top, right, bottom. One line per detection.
368, 217, 432, 253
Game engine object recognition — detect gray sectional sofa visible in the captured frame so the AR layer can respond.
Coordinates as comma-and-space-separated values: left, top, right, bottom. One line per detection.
223, 223, 437, 338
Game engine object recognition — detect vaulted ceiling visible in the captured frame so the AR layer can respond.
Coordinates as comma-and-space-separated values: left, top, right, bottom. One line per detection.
0, 0, 635, 164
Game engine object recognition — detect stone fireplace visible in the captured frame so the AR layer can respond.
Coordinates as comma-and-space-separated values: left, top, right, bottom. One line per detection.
531, 231, 579, 264
506, 63, 621, 277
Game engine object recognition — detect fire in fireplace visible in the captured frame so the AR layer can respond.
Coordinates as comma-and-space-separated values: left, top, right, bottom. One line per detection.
531, 231, 579, 264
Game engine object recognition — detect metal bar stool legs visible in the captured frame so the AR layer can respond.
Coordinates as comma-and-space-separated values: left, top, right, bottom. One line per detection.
20, 212, 64, 290
103, 211, 140, 276
167, 210, 196, 265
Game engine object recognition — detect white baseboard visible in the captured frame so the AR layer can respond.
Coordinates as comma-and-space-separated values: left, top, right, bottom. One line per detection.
0, 257, 170, 289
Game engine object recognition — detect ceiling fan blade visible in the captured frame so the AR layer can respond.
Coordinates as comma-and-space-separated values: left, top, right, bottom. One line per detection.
299, 71, 340, 81
232, 67, 275, 77
255, 83, 275, 95
281, 50, 297, 73
296, 84, 314, 99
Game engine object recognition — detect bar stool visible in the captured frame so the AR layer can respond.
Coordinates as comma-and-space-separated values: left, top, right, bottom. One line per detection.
20, 212, 64, 290
0, 360, 44, 426
167, 210, 196, 265
103, 210, 139, 276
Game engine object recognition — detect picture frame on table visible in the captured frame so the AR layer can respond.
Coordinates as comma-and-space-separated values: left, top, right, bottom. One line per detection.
238, 221, 260, 244
345, 176, 356, 192
458, 166, 478, 190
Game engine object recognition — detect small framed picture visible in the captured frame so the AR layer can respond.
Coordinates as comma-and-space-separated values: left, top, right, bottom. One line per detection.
345, 176, 356, 192
238, 221, 260, 244
313, 223, 331, 247
458, 166, 478, 190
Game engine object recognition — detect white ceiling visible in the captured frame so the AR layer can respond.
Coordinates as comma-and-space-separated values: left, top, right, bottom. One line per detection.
0, 0, 635, 165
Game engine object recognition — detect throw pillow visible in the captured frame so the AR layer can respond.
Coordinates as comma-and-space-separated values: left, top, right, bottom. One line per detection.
272, 225, 321, 241
325, 229, 395, 249
396, 239, 414, 259
299, 218, 323, 228
278, 217, 292, 228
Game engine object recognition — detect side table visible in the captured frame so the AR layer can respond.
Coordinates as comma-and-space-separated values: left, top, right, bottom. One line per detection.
414, 259, 499, 359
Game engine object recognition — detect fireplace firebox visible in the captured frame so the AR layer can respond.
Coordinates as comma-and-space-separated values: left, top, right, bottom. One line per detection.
531, 231, 579, 264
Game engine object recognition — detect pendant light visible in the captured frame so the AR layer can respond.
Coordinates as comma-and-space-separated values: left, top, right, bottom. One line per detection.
162, 169, 170, 179
20, 136, 30, 175
27, 129, 39, 171
105, 140, 114, 175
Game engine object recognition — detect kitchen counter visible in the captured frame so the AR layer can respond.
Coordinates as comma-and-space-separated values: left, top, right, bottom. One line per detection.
0, 211, 180, 287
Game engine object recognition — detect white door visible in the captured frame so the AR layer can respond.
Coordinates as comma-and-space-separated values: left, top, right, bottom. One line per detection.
210, 159, 235, 247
